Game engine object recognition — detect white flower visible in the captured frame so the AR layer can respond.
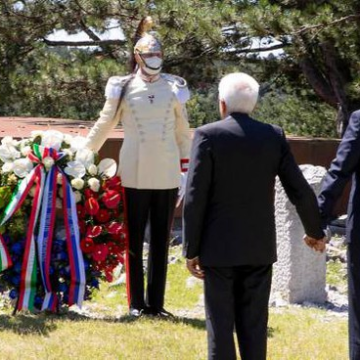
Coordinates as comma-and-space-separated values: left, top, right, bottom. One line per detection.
29, 186, 37, 198
56, 197, 62, 209
64, 161, 86, 179
88, 177, 100, 192
71, 178, 85, 190
58, 187, 64, 199
88, 164, 98, 176
0, 143, 20, 162
62, 148, 74, 160
2, 162, 14, 173
1, 136, 18, 147
75, 148, 94, 169
57, 173, 63, 185
74, 191, 82, 203
63, 134, 73, 145
41, 130, 64, 151
30, 130, 44, 139
69, 136, 87, 152
43, 156, 55, 170
20, 145, 32, 157
19, 139, 30, 147
98, 158, 117, 178
13, 158, 34, 178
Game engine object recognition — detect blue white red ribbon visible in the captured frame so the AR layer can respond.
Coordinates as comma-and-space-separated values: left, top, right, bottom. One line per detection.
62, 175, 86, 307
0, 144, 86, 311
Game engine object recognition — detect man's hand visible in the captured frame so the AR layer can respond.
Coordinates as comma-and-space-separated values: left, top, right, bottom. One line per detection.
186, 257, 204, 279
303, 235, 327, 253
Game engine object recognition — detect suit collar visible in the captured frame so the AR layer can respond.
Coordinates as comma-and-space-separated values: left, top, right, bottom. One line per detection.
229, 112, 251, 122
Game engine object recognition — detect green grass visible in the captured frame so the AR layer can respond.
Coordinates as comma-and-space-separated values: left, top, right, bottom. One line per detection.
0, 248, 348, 360
327, 259, 347, 291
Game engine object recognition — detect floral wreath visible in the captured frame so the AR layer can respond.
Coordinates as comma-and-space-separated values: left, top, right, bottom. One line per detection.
0, 130, 127, 312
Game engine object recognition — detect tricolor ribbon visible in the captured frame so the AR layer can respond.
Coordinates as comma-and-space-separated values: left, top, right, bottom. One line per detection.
0, 164, 45, 311
0, 144, 86, 311
0, 234, 12, 271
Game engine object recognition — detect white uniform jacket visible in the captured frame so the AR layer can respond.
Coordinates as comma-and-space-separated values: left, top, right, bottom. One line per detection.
86, 73, 191, 189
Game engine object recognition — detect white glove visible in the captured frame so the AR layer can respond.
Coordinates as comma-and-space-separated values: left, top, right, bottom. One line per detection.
176, 172, 188, 207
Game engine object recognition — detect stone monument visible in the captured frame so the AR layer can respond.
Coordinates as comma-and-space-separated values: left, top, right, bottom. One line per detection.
272, 164, 327, 304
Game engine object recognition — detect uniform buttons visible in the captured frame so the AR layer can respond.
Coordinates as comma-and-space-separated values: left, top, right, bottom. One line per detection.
139, 130, 144, 135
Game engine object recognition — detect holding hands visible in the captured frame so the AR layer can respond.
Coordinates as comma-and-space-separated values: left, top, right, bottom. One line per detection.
303, 235, 327, 253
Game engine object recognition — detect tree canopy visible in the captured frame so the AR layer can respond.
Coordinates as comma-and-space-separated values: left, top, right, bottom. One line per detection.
1, 0, 358, 137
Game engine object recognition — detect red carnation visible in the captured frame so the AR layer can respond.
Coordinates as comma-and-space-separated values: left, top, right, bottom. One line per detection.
85, 197, 100, 216
86, 225, 103, 238
95, 208, 111, 223
80, 238, 95, 253
92, 244, 109, 262
102, 190, 121, 209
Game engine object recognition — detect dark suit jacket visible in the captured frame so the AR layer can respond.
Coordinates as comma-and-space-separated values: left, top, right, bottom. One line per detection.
183, 113, 324, 267
318, 110, 360, 243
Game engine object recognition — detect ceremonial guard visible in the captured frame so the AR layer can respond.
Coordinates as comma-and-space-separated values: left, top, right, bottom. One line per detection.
85, 17, 191, 317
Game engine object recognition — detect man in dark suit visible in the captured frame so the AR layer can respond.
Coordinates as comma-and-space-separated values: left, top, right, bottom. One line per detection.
318, 110, 360, 360
183, 72, 326, 360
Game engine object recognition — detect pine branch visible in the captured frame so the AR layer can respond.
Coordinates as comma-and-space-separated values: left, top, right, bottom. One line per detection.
79, 19, 102, 42
42, 38, 127, 47
295, 13, 360, 35
229, 42, 290, 54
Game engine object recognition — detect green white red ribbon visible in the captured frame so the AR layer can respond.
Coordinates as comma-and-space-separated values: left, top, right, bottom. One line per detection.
0, 144, 86, 311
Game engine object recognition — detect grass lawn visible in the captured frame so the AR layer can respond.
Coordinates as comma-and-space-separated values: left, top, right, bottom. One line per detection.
0, 247, 348, 360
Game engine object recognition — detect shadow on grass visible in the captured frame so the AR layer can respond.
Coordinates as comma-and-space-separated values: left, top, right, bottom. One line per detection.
50, 310, 207, 330
0, 314, 57, 336
268, 326, 275, 338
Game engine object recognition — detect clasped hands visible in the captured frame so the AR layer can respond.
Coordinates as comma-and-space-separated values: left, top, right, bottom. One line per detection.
303, 235, 327, 253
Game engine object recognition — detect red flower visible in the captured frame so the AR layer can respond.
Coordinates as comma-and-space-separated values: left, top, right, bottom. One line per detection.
92, 244, 109, 262
106, 222, 123, 235
85, 197, 100, 216
117, 253, 125, 264
80, 238, 95, 253
112, 207, 121, 218
95, 208, 111, 223
84, 188, 99, 199
78, 220, 87, 234
107, 242, 119, 255
86, 225, 102, 238
105, 271, 113, 282
102, 190, 121, 209
94, 261, 106, 271
104, 176, 122, 192
77, 204, 85, 219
